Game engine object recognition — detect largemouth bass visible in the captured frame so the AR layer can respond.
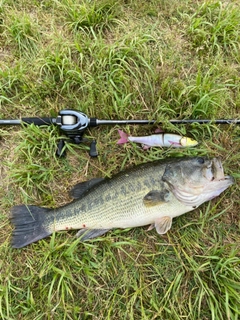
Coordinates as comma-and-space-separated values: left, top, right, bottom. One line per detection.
10, 157, 234, 248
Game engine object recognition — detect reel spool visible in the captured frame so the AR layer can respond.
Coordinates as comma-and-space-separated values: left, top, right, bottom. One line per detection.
62, 115, 77, 125
56, 110, 90, 133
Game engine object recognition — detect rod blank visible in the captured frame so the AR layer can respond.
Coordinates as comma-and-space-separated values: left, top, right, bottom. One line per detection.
0, 120, 22, 125
95, 119, 240, 125
0, 116, 240, 127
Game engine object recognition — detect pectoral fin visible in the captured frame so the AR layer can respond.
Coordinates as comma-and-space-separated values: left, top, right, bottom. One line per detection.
155, 216, 172, 234
143, 190, 170, 207
70, 178, 105, 199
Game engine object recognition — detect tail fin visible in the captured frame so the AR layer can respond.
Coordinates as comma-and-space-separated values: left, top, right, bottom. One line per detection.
117, 130, 129, 144
10, 205, 52, 248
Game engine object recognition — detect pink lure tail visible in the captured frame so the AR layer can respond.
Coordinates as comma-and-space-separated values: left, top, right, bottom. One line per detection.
117, 130, 129, 144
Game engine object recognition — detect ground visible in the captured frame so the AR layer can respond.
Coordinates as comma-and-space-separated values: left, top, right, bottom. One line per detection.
0, 0, 239, 319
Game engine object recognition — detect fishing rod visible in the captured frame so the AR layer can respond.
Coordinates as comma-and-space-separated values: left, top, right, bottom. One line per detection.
1, 109, 239, 157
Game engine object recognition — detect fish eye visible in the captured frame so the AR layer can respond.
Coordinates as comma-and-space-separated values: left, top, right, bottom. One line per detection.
197, 157, 205, 164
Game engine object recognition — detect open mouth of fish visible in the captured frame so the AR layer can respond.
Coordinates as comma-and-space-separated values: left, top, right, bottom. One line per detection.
163, 157, 234, 207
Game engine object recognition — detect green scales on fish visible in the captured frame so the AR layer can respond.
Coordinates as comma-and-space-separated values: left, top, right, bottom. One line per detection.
10, 157, 234, 248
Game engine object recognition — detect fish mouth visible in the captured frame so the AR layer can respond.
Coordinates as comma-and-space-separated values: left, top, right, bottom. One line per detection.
163, 157, 234, 207
192, 158, 234, 206
203, 158, 234, 184
203, 158, 225, 181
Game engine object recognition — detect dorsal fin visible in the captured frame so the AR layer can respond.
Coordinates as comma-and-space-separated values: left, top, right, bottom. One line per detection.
69, 178, 105, 199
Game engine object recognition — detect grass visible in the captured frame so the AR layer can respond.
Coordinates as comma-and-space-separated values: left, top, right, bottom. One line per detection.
187, 1, 240, 56
0, 0, 239, 319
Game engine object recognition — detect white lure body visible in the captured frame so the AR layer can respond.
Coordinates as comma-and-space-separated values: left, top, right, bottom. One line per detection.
117, 130, 198, 149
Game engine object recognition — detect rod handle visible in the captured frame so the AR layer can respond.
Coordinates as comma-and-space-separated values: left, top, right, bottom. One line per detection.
22, 117, 53, 126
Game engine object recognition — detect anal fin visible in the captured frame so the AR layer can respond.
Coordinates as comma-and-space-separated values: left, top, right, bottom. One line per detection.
76, 228, 111, 241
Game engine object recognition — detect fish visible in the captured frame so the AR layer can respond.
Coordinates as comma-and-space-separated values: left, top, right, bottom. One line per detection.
117, 129, 198, 149
10, 157, 233, 248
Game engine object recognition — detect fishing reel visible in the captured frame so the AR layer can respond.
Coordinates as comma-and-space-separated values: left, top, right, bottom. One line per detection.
55, 110, 98, 158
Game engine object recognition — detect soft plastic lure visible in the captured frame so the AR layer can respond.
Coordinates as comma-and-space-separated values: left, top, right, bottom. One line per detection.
117, 130, 198, 149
